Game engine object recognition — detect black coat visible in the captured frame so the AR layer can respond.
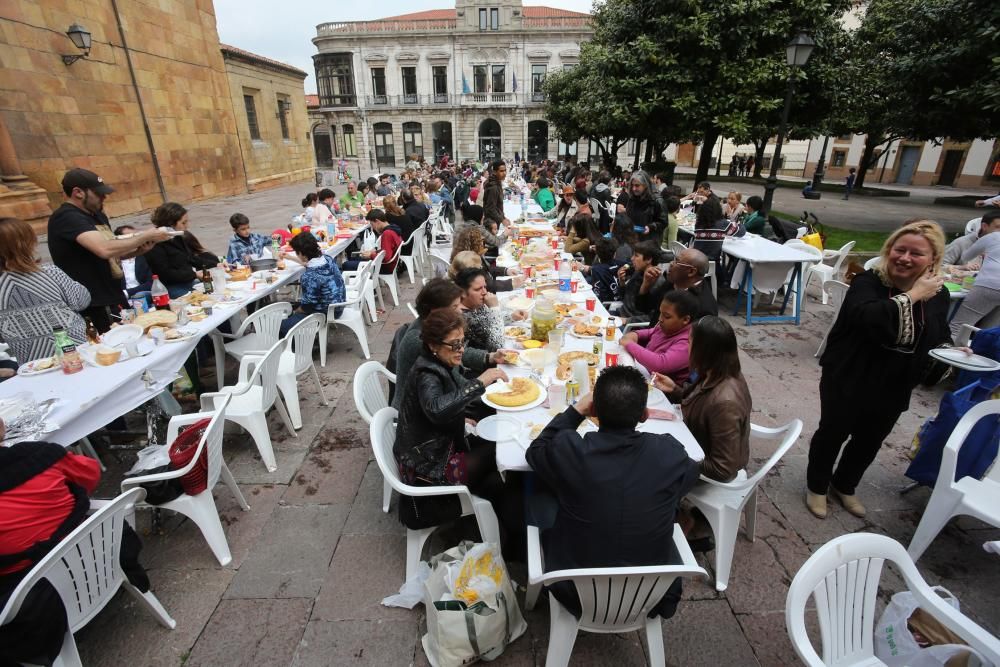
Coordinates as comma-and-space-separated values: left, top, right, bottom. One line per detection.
395, 351, 485, 484
142, 236, 197, 286
820, 270, 951, 412
526, 407, 700, 618
626, 195, 666, 241
389, 211, 416, 255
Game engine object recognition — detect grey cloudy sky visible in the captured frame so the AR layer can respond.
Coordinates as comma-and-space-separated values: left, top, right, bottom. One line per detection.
214, 0, 594, 92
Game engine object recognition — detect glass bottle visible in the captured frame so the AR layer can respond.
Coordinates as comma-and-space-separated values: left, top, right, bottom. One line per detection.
201, 268, 214, 295
84, 318, 100, 345
151, 275, 170, 310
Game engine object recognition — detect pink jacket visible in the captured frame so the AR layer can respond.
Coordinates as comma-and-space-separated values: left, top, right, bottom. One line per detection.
624, 324, 691, 382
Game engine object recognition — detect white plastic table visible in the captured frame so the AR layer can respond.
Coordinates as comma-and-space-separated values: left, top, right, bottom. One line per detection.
722, 236, 821, 325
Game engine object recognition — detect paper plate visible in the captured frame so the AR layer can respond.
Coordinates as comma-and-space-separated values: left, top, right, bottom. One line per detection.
929, 348, 1000, 372
17, 357, 61, 376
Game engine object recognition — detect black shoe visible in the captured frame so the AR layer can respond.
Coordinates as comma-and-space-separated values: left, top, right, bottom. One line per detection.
687, 536, 715, 553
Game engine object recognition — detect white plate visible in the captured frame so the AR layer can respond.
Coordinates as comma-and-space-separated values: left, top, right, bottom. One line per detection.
505, 296, 534, 311
481, 380, 546, 412
17, 357, 60, 376
929, 348, 1000, 372
78, 339, 155, 366
567, 327, 603, 340
102, 324, 143, 347
476, 415, 523, 441
164, 328, 199, 343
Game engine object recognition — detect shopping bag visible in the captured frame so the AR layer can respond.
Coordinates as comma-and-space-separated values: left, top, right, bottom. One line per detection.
875, 587, 985, 667
421, 541, 527, 667
801, 232, 823, 251
907, 380, 1000, 486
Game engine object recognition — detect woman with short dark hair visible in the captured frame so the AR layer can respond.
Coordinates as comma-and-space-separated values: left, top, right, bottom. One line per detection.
144, 202, 200, 297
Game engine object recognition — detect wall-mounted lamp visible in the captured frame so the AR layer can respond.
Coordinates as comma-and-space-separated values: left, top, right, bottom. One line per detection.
62, 23, 92, 65
275, 99, 292, 118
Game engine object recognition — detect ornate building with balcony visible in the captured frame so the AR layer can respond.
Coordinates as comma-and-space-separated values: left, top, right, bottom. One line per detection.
309, 0, 592, 174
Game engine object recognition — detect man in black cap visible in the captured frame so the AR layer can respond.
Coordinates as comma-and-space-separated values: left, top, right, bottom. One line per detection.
47, 168, 170, 332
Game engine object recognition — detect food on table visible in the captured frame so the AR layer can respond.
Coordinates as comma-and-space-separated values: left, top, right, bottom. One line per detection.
555, 352, 599, 380
554, 303, 575, 316
488, 377, 541, 407
33, 356, 56, 370
164, 329, 184, 341
227, 267, 252, 281
95, 346, 122, 366
522, 339, 543, 349
505, 325, 531, 342
503, 351, 520, 365
531, 298, 558, 342
186, 306, 206, 321
528, 423, 544, 439
181, 291, 215, 305
572, 322, 602, 337
591, 315, 603, 324
135, 310, 178, 331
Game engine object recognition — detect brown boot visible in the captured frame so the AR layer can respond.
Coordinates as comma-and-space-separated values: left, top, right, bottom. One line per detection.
830, 486, 866, 518
805, 490, 827, 519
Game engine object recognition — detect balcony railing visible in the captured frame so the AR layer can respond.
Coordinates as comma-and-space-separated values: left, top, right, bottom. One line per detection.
370, 94, 388, 105
433, 93, 449, 104
317, 94, 357, 108
342, 93, 548, 110
317, 19, 457, 35
402, 93, 419, 105
522, 17, 591, 29
531, 91, 546, 102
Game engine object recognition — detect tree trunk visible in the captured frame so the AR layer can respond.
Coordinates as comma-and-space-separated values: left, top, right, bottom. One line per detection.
643, 138, 653, 167
633, 139, 643, 171
751, 138, 768, 179
854, 134, 881, 190
695, 129, 719, 184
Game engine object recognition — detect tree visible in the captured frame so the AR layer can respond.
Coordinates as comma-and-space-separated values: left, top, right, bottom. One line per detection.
585, 0, 852, 182
838, 0, 1000, 188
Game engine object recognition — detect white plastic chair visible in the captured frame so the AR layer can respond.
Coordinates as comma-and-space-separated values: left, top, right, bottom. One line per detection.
319, 269, 372, 364
669, 240, 688, 258
863, 256, 881, 271
786, 532, 1000, 667
122, 394, 248, 566
276, 313, 328, 430
525, 523, 707, 667
965, 217, 982, 235
343, 250, 382, 322
805, 241, 856, 304
378, 239, 403, 306
430, 253, 451, 279
685, 419, 803, 592
204, 339, 296, 473
406, 302, 418, 319
370, 407, 500, 582
398, 223, 425, 284
353, 361, 397, 512
209, 301, 292, 390
0, 488, 176, 666
815, 280, 850, 357
907, 399, 1000, 561
954, 323, 981, 347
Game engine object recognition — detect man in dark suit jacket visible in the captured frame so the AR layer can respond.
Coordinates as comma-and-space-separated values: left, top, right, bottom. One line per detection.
525, 366, 700, 619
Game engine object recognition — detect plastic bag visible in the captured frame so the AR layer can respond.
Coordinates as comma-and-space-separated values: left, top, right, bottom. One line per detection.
452, 543, 503, 605
382, 561, 431, 609
874, 587, 985, 667
126, 443, 171, 475
801, 232, 823, 251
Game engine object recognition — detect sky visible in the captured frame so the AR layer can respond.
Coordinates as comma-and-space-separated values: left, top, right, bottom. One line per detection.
214, 0, 595, 93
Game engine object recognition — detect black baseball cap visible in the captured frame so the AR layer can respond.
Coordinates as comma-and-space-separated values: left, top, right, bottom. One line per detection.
61, 168, 115, 196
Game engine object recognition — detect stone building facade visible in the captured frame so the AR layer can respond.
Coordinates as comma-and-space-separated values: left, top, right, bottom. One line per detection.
221, 45, 315, 191
308, 0, 592, 176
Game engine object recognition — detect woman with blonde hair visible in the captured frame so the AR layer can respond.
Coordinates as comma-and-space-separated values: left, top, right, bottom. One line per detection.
805, 220, 952, 520
449, 227, 522, 292
0, 217, 91, 361
722, 191, 745, 222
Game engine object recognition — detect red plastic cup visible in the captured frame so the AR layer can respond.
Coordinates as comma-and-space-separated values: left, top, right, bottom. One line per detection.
553, 258, 561, 271
570, 279, 578, 294
585, 296, 596, 311
550, 238, 559, 250
523, 265, 533, 278
525, 286, 535, 298
605, 350, 619, 367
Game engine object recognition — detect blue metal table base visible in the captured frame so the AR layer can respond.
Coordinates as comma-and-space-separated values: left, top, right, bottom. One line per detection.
731, 263, 804, 325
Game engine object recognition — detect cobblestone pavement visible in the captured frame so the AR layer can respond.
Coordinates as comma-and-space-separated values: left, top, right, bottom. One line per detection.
67, 181, 998, 666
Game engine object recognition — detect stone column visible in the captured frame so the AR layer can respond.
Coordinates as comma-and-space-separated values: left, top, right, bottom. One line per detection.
0, 113, 29, 184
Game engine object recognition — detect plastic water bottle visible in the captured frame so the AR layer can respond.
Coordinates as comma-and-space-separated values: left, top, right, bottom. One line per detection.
151, 275, 170, 310
558, 258, 572, 292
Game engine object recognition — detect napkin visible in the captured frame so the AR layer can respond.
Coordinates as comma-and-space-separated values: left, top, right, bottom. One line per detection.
646, 408, 678, 421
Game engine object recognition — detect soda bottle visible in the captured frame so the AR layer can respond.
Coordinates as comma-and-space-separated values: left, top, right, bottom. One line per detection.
151, 274, 170, 310
558, 258, 572, 292
52, 326, 83, 374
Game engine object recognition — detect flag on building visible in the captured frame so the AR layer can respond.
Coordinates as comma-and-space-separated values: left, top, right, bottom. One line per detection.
512, 73, 518, 92
462, 74, 470, 94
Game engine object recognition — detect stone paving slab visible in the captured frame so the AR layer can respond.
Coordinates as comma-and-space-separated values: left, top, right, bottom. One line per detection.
292, 619, 419, 666
187, 598, 313, 667
311, 533, 410, 622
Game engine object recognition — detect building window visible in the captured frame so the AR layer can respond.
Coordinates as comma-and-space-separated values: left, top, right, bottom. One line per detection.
315, 53, 356, 107
473, 65, 488, 94
563, 63, 576, 71
401, 67, 418, 104
527, 121, 548, 161
491, 65, 505, 93
490, 8, 499, 30
276, 96, 290, 140
374, 122, 395, 167
831, 149, 847, 167
371, 67, 387, 104
531, 64, 546, 102
243, 93, 260, 140
343, 124, 356, 157
558, 140, 577, 159
432, 66, 448, 102
403, 122, 423, 160
479, 8, 488, 30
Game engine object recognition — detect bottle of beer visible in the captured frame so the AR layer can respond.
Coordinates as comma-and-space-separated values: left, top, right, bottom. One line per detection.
151, 275, 170, 310
53, 326, 83, 375
84, 317, 100, 344
201, 268, 214, 295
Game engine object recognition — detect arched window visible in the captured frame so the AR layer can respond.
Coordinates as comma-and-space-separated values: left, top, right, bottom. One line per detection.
403, 122, 423, 160
527, 121, 548, 161
343, 124, 356, 157
374, 122, 395, 167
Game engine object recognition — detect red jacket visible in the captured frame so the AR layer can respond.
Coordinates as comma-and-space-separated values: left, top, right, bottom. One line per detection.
0, 451, 100, 575
379, 227, 402, 273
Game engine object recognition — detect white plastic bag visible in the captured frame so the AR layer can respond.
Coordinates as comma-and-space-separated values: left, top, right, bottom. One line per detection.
875, 587, 987, 667
382, 561, 431, 609
421, 541, 526, 667
126, 443, 171, 475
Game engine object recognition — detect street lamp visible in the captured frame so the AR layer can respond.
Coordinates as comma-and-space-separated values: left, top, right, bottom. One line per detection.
762, 32, 816, 214
61, 23, 92, 66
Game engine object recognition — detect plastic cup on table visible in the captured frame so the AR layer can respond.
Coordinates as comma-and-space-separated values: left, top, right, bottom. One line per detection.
550, 238, 559, 250
548, 329, 564, 354
523, 265, 533, 278
605, 343, 620, 367
585, 296, 596, 312
570, 279, 578, 294
548, 383, 567, 414
525, 285, 535, 299
553, 257, 561, 271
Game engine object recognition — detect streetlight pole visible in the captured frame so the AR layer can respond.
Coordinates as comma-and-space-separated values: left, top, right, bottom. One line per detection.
762, 32, 815, 216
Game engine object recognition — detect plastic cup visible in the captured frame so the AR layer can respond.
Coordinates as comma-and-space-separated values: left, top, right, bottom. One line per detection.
585, 297, 596, 311
525, 285, 535, 299
570, 279, 578, 294
523, 265, 533, 278
553, 257, 561, 271
548, 384, 567, 413
548, 329, 564, 353
605, 344, 620, 367
550, 238, 559, 250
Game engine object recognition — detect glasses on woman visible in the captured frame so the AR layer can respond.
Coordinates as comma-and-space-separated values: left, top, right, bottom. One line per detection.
441, 337, 467, 352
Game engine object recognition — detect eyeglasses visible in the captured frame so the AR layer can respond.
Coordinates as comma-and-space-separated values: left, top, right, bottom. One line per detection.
440, 338, 467, 352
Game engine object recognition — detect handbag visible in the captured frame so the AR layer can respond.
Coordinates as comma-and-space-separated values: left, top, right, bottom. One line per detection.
801, 232, 823, 251
167, 417, 211, 495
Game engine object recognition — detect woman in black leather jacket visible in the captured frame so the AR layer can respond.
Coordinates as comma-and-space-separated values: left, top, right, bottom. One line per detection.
394, 309, 522, 547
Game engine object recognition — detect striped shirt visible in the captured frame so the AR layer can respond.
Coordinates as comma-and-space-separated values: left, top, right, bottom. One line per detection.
0, 264, 91, 362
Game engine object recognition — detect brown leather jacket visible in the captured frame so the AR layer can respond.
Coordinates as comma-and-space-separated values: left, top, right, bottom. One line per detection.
673, 374, 752, 482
